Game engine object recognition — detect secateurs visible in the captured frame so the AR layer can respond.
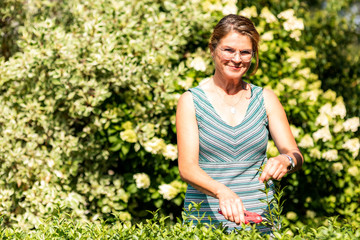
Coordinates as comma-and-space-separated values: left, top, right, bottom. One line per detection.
218, 209, 263, 224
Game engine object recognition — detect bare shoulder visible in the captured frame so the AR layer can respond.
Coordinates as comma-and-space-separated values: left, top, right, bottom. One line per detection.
177, 91, 194, 111
262, 88, 283, 114
263, 88, 279, 102
176, 91, 196, 120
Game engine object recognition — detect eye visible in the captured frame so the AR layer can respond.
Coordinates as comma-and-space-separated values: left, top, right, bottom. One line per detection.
241, 50, 252, 55
224, 48, 235, 53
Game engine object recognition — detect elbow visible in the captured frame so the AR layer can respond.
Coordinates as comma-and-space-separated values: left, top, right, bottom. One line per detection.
179, 168, 189, 183
178, 164, 192, 183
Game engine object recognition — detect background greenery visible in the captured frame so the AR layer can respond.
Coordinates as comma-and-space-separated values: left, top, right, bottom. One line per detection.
0, 0, 359, 236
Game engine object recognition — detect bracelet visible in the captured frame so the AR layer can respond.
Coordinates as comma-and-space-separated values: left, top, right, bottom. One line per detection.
281, 154, 295, 172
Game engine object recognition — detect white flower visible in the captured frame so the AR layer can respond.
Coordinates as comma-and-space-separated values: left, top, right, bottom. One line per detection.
159, 184, 179, 200
313, 126, 332, 142
298, 134, 314, 148
306, 210, 316, 219
283, 18, 304, 31
319, 103, 333, 116
322, 150, 338, 161
260, 42, 268, 51
120, 129, 137, 143
54, 170, 64, 178
332, 101, 346, 119
277, 9, 295, 20
261, 31, 274, 41
203, 2, 223, 12
260, 7, 277, 23
280, 78, 305, 90
239, 6, 258, 18
301, 90, 322, 102
343, 117, 359, 132
333, 123, 343, 133
348, 166, 359, 177
332, 162, 343, 173
342, 138, 360, 158
144, 137, 166, 154
323, 89, 337, 101
286, 211, 297, 221
222, 3, 238, 15
315, 113, 329, 127
298, 68, 311, 78
163, 144, 178, 161
189, 57, 206, 72
222, 0, 237, 4
287, 55, 301, 68
288, 99, 297, 106
48, 159, 55, 168
133, 173, 150, 189
310, 148, 321, 159
290, 30, 301, 41
286, 50, 305, 67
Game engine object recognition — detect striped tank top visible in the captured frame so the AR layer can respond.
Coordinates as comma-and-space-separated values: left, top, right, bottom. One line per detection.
184, 83, 275, 233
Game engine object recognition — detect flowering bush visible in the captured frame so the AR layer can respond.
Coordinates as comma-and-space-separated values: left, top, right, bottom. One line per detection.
0, 0, 358, 231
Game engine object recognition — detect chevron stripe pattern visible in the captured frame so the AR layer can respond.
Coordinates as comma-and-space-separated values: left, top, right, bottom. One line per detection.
183, 84, 275, 234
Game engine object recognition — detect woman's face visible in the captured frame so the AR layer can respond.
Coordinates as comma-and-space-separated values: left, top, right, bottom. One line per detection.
212, 31, 253, 80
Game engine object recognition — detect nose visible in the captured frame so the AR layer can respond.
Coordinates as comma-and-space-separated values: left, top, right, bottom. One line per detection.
232, 51, 242, 62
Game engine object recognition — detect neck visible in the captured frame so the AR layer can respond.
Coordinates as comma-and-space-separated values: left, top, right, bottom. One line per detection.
213, 73, 245, 95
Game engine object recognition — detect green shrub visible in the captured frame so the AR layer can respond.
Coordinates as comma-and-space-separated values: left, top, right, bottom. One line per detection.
0, 209, 359, 239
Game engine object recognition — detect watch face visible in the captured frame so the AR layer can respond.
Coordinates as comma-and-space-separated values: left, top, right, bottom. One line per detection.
290, 158, 295, 170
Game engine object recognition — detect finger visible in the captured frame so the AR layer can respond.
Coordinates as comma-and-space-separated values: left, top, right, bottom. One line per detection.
228, 209, 234, 222
268, 163, 283, 181
231, 203, 240, 225
277, 171, 286, 180
224, 205, 234, 222
275, 168, 287, 180
219, 204, 228, 220
266, 158, 284, 179
259, 162, 271, 182
229, 199, 243, 225
272, 168, 282, 180
239, 202, 246, 224
260, 160, 275, 182
271, 160, 289, 180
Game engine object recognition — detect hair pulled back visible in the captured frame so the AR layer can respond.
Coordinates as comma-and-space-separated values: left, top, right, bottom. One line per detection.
209, 14, 260, 76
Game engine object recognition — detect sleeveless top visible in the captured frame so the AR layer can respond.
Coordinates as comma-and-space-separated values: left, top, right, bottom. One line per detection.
183, 83, 275, 234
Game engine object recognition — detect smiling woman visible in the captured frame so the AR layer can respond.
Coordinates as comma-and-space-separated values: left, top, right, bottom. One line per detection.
176, 14, 304, 234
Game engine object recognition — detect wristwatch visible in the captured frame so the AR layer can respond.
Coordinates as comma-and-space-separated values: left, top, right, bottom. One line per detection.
282, 154, 295, 171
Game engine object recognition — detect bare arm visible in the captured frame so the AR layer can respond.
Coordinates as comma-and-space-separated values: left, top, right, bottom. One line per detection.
259, 89, 304, 183
176, 91, 246, 224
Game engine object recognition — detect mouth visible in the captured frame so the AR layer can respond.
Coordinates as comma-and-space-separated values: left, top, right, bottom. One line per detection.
227, 65, 242, 70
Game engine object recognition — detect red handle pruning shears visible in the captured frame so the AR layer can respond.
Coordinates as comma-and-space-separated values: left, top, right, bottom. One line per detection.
218, 209, 263, 224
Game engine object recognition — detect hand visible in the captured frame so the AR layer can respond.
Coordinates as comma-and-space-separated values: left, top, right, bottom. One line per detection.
216, 186, 246, 225
259, 155, 290, 183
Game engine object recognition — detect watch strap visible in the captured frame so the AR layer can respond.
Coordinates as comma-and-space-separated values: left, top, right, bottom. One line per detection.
281, 154, 295, 171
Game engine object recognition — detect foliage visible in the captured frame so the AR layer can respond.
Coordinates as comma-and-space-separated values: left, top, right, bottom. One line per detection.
301, 2, 360, 117
0, 209, 359, 239
238, 0, 360, 118
0, 0, 359, 231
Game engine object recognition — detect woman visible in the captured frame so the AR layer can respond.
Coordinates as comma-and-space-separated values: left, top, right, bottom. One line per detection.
176, 14, 303, 233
